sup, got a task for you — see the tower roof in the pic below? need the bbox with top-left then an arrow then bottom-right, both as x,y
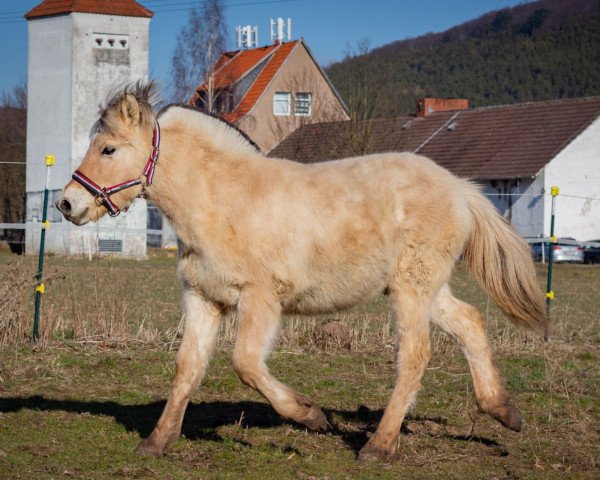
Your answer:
25,0 -> 153,19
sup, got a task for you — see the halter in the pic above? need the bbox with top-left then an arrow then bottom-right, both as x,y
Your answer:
72,122 -> 160,217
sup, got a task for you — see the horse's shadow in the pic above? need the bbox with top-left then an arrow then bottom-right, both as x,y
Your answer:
0,396 -> 501,454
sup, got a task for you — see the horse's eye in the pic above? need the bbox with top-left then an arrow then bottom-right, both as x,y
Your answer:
102,146 -> 116,156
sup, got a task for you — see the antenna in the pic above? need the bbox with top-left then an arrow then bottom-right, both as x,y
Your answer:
270,17 -> 292,43
236,25 -> 258,49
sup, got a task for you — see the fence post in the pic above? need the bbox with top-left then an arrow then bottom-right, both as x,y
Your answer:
32,154 -> 55,343
544,185 -> 559,342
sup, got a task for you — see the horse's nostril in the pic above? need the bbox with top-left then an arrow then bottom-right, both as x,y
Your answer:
58,198 -> 72,215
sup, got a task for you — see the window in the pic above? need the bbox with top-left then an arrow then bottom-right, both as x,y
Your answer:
273,92 -> 291,116
294,92 -> 312,116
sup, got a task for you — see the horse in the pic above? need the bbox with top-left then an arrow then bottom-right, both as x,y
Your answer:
56,81 -> 547,461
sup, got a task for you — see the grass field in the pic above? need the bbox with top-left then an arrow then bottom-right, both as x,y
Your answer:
0,248 -> 599,479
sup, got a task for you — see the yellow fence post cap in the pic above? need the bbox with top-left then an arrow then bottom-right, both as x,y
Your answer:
35,283 -> 45,294
45,154 -> 55,166
42,220 -> 50,230
550,186 -> 559,196
550,235 -> 557,243
546,291 -> 554,300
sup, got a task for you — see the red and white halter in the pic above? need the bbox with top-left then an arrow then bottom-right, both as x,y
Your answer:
72,123 -> 160,217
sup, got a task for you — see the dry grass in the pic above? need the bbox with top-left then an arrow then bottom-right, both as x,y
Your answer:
1,247 -> 598,357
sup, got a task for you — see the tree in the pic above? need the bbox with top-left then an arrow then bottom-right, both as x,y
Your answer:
0,81 -> 27,253
170,0 -> 227,105
334,39 -> 389,155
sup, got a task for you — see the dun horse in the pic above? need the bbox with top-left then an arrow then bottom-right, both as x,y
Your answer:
56,82 -> 547,461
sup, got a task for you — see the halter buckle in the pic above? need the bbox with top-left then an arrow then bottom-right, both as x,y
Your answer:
94,189 -> 108,207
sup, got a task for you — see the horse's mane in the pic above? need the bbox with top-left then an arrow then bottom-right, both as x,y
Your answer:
91,80 -> 159,137
91,81 -> 260,156
157,103 -> 260,156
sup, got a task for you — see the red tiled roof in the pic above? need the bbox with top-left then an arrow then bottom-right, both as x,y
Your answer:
25,0 -> 153,19
191,41 -> 300,124
211,44 -> 280,90
269,97 -> 600,179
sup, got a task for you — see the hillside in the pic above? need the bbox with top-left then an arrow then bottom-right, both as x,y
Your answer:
326,0 -> 600,116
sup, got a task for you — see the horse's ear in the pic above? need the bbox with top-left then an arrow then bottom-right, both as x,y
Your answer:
120,94 -> 141,125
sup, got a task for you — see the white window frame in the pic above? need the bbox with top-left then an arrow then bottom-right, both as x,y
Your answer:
273,91 -> 291,116
294,92 -> 312,116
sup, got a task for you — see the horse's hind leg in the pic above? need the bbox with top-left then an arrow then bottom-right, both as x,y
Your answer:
136,290 -> 221,457
232,287 -> 327,432
431,284 -> 522,431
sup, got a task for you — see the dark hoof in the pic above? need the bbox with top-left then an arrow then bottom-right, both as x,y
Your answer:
135,438 -> 165,458
302,406 -> 328,433
292,393 -> 328,432
487,403 -> 523,432
358,439 -> 393,462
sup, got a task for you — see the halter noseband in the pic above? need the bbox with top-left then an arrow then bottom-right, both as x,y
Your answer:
72,122 -> 160,217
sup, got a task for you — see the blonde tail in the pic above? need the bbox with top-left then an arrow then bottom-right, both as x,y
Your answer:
462,182 -> 548,332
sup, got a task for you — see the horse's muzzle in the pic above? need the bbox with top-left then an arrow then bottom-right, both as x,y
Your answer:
55,191 -> 90,225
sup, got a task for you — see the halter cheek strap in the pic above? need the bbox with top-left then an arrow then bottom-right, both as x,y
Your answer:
72,122 -> 160,217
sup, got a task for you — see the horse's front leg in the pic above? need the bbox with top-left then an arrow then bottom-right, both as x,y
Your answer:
136,290 -> 222,457
232,287 -> 328,432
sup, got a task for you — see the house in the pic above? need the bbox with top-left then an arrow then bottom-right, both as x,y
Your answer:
189,39 -> 350,152
24,0 -> 153,258
269,97 -> 600,241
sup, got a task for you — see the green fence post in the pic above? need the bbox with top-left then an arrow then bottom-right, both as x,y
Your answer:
544,185 -> 559,342
33,154 -> 55,343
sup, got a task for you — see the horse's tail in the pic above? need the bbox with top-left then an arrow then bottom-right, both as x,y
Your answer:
462,182 -> 548,332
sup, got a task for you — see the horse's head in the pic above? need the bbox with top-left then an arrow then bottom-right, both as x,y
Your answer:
56,81 -> 158,225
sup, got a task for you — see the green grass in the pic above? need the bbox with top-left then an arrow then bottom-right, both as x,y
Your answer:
1,249 -> 600,478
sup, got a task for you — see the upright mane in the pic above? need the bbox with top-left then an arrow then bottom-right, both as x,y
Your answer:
158,104 -> 260,157
92,80 -> 159,137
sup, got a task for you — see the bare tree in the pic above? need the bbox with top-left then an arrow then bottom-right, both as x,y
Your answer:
335,39 -> 386,155
0,81 -> 27,252
170,0 -> 227,106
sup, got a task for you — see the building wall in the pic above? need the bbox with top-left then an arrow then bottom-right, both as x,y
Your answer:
544,117 -> 600,241
481,175 -> 545,239
26,12 -> 150,258
238,43 -> 349,153
26,15 -> 73,204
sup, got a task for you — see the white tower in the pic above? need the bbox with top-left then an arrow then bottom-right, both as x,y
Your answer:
24,0 -> 153,258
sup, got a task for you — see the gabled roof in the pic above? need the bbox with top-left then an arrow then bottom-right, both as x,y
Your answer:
190,39 -> 348,124
269,97 -> 600,179
25,0 -> 153,19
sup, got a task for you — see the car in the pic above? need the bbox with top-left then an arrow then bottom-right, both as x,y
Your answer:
583,240 -> 600,264
531,240 -> 584,263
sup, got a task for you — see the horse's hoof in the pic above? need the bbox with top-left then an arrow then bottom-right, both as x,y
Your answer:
302,406 -> 328,433
135,438 -> 164,457
487,402 -> 523,432
292,393 -> 328,432
358,440 -> 393,462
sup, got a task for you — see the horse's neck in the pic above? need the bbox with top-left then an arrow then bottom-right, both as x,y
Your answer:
146,133 -> 249,246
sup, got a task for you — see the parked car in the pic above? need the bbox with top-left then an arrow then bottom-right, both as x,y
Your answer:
583,240 -> 600,264
531,240 -> 584,263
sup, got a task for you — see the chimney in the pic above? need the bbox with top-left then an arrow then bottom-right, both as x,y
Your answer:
416,98 -> 469,117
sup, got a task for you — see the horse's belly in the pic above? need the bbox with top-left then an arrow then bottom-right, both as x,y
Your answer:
282,261 -> 391,315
